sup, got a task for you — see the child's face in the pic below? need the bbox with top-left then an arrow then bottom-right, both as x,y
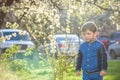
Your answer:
83,30 -> 97,43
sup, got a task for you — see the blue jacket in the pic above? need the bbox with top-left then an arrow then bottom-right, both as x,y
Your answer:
76,40 -> 107,73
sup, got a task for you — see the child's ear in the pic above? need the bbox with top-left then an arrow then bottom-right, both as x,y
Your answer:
94,32 -> 98,37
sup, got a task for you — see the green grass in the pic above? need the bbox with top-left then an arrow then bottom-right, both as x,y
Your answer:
29,60 -> 120,80
66,61 -> 120,80
1,59 -> 120,80
66,60 -> 120,80
104,60 -> 120,80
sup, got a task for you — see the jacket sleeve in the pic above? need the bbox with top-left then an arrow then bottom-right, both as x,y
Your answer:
76,49 -> 83,72
100,45 -> 108,71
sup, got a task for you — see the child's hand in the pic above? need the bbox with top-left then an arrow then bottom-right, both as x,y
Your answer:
100,70 -> 106,76
76,71 -> 81,76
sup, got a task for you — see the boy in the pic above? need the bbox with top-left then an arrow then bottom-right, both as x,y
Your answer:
76,22 -> 107,80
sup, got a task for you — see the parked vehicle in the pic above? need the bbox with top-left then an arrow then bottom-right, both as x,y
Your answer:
108,40 -> 120,59
97,35 -> 109,50
0,29 -> 35,54
38,34 -> 84,57
109,31 -> 120,46
54,34 -> 84,56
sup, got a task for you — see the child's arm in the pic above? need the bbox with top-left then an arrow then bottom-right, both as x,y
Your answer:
100,45 -> 108,76
76,50 -> 83,76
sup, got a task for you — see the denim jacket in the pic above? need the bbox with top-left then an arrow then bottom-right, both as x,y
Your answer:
76,40 -> 108,73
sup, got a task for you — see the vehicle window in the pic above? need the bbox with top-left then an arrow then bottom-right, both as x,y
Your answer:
3,32 -> 30,41
110,32 -> 120,40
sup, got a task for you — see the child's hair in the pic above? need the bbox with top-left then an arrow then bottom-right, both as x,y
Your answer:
81,21 -> 98,33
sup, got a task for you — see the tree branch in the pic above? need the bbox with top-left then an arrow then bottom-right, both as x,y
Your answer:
18,0 -> 36,23
86,1 -> 120,12
50,0 -> 66,11
94,3 -> 120,12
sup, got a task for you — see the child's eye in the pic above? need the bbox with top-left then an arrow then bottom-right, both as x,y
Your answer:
87,33 -> 91,35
